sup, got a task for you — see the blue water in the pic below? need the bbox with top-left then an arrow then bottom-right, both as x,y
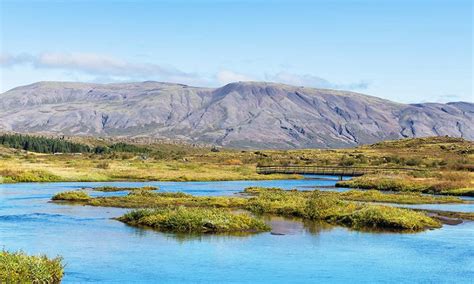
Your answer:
1,178 -> 473,283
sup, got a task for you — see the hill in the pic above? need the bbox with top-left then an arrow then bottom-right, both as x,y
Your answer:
0,81 -> 472,148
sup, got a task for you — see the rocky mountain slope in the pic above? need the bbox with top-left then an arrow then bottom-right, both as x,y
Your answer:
0,81 -> 472,148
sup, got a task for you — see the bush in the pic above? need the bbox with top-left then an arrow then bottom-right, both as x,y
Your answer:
0,250 -> 64,283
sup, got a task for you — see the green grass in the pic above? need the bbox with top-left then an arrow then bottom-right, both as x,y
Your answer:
90,186 -> 159,192
85,190 -> 248,208
245,188 -> 442,231
0,250 -> 63,283
336,172 -> 473,196
52,186 -> 445,232
52,190 -> 90,201
244,187 -> 464,204
338,190 -> 463,204
0,169 -> 60,183
439,188 -> 474,197
117,207 -> 270,233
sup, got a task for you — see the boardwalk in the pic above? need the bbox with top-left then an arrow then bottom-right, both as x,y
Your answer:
256,165 -> 420,178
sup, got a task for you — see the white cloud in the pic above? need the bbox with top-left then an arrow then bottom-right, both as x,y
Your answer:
0,51 -> 197,82
265,72 -> 369,90
1,52 -> 370,92
216,70 -> 254,85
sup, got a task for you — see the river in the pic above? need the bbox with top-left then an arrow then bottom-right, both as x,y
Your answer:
1,177 -> 473,283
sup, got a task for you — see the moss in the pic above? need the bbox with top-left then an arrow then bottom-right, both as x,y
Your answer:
117,207 -> 270,233
52,190 -> 90,201
0,250 -> 63,283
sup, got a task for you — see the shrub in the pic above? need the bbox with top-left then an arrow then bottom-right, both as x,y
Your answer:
0,250 -> 64,283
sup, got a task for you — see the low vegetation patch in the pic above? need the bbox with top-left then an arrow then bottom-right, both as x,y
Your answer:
85,190 -> 247,208
90,186 -> 159,192
245,188 -> 442,231
117,207 -> 270,233
0,250 -> 64,283
52,190 -> 90,201
52,187 -> 450,232
338,190 -> 463,204
0,169 -> 60,183
336,172 -> 473,196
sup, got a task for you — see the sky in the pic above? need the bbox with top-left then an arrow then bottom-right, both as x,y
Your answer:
0,0 -> 472,103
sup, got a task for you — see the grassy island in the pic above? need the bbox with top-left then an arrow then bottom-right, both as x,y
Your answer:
245,188 -> 441,231
0,250 -> 64,283
52,190 -> 90,202
336,172 -> 474,196
89,186 -> 159,192
117,207 -> 270,233
52,187 -> 452,232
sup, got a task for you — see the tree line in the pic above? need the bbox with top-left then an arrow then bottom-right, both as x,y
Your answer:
0,134 -> 149,154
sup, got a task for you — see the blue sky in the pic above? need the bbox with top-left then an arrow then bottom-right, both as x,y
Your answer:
0,0 -> 472,103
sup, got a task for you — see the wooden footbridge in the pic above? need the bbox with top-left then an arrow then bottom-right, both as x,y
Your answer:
256,165 -> 420,179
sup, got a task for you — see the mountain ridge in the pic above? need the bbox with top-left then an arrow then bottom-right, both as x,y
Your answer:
0,81 -> 472,149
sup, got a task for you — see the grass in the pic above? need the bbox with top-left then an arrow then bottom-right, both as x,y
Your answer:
0,250 -> 64,283
247,189 -> 441,231
244,187 -> 465,204
117,206 -> 270,233
1,136 -> 472,184
84,190 -> 248,209
0,169 -> 60,183
52,190 -> 90,201
90,186 -> 159,192
338,190 -> 464,204
336,172 -> 474,196
54,187 -> 446,232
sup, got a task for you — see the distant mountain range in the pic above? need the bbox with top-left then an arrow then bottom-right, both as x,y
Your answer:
0,81 -> 472,149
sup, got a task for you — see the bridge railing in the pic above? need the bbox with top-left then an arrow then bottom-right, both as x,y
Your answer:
256,165 -> 421,176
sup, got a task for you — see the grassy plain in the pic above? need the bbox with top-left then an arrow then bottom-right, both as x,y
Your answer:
0,136 -> 472,186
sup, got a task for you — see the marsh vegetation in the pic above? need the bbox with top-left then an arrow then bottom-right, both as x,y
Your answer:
88,186 -> 159,192
0,250 -> 63,283
117,207 -> 270,233
52,186 -> 459,232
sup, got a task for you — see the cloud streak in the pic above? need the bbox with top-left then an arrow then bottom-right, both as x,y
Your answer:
1,52 -> 197,82
265,72 -> 369,90
1,52 -> 370,91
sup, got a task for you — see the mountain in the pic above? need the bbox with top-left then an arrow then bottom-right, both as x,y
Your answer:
0,81 -> 472,149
